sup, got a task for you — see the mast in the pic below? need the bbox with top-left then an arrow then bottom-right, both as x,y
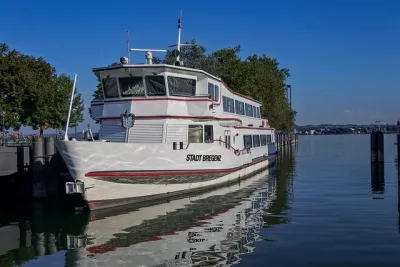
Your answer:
176,13 -> 182,63
127,30 -> 131,63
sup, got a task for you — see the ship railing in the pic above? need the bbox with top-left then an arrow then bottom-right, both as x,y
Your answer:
206,139 -> 251,156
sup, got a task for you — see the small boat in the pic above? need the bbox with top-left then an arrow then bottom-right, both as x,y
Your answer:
55,18 -> 278,211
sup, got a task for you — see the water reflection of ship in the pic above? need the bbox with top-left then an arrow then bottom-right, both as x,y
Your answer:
64,169 -> 277,266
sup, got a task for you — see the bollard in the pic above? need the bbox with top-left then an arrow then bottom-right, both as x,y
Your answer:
32,136 -> 46,198
46,233 -> 57,255
370,131 -> 384,163
45,137 -> 57,197
397,134 -> 400,163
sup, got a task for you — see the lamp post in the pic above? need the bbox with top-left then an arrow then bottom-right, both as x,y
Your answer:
0,110 -> 5,146
375,120 -> 381,131
286,85 -> 292,108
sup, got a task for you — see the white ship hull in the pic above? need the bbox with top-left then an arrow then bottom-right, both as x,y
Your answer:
56,139 -> 276,210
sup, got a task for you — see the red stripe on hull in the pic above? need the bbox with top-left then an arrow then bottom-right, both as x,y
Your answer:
100,115 -> 242,122
85,156 -> 275,178
85,167 -> 239,177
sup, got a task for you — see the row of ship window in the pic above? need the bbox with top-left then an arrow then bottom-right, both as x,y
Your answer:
243,134 -> 272,148
186,125 -> 273,149
222,96 -> 261,118
102,77 -> 261,120
102,76 -> 197,98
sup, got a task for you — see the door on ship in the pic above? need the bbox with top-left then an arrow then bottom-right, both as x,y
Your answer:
224,130 -> 231,149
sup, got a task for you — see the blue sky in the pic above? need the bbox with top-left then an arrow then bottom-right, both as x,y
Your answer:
1,0 -> 399,133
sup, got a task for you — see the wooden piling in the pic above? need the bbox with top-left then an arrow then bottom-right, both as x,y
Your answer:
45,137 -> 57,197
370,131 -> 384,163
32,136 -> 46,198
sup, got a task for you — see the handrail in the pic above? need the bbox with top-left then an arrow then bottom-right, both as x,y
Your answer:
206,139 -> 250,156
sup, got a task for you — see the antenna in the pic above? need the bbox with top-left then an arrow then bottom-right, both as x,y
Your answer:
127,30 -> 130,63
126,15 -> 186,65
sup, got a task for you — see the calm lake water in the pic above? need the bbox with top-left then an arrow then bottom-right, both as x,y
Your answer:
1,134 -> 400,266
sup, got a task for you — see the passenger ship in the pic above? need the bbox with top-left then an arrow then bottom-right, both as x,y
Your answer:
55,19 -> 278,210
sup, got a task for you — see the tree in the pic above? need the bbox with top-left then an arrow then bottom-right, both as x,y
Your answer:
88,79 -> 103,124
51,74 -> 85,131
0,43 -> 85,135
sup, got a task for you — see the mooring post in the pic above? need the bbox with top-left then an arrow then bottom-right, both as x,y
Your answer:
32,136 -> 46,198
371,130 -> 384,163
45,137 -> 57,197
397,133 -> 400,163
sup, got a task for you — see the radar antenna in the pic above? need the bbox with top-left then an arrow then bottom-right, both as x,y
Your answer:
126,14 -> 189,65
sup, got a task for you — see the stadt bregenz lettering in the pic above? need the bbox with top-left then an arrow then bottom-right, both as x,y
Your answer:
186,154 -> 222,162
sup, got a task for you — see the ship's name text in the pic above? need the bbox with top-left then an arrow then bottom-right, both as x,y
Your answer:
186,154 -> 222,162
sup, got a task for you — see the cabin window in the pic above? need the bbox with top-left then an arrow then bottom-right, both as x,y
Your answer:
145,75 -> 166,96
245,103 -> 253,117
118,77 -> 145,97
208,83 -> 219,102
243,135 -> 252,148
223,96 -> 235,113
256,107 -> 261,118
260,135 -> 267,146
102,77 -> 119,98
204,125 -> 214,143
168,76 -> 196,97
223,96 -> 227,112
188,125 -> 203,143
252,106 -> 257,118
253,135 -> 260,147
267,134 -> 272,144
235,100 -> 245,115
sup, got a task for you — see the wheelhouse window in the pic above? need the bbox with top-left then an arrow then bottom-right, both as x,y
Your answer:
243,135 -> 252,148
188,125 -> 203,143
260,135 -> 267,146
222,96 -> 235,113
102,77 -> 119,98
208,83 -> 219,102
145,75 -> 166,96
252,106 -> 257,118
253,135 -> 260,147
256,107 -> 261,118
168,76 -> 196,97
118,76 -> 145,97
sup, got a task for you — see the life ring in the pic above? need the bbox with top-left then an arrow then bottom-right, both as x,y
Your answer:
234,149 -> 240,156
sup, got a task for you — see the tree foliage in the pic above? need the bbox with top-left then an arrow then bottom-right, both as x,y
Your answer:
88,78 -> 103,124
0,43 -> 84,135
